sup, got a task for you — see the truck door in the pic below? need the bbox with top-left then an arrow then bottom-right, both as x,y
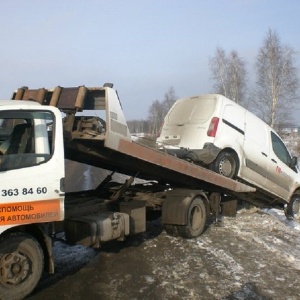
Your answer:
0,105 -> 65,232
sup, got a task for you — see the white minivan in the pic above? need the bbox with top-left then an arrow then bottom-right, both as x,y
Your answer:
157,94 -> 300,217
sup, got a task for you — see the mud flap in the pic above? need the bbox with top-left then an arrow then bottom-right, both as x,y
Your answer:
209,192 -> 222,224
221,198 -> 237,217
209,193 -> 238,223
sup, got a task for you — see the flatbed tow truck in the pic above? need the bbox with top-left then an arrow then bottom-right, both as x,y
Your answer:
0,84 -> 285,299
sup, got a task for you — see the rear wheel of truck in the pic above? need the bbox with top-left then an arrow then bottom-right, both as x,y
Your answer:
285,192 -> 300,220
210,151 -> 238,179
164,224 -> 179,237
177,197 -> 207,238
0,232 -> 44,300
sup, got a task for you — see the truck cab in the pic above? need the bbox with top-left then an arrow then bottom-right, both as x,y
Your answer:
0,100 -> 65,228
0,100 -> 65,300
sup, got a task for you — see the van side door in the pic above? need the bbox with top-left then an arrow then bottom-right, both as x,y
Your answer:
267,131 -> 298,200
241,111 -> 270,188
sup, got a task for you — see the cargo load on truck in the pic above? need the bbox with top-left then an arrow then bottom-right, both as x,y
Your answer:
0,84 -> 298,299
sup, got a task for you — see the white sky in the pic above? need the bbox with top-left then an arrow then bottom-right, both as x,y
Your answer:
1,0 -> 300,121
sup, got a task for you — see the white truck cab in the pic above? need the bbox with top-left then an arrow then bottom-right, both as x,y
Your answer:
0,101 -> 65,231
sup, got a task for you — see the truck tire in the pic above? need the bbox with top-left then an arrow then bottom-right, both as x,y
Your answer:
164,224 -> 179,237
177,197 -> 207,238
285,192 -> 300,220
210,151 -> 238,179
0,232 -> 44,300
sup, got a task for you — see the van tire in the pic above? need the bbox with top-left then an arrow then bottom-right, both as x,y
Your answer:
285,192 -> 300,220
176,197 -> 207,239
210,151 -> 238,179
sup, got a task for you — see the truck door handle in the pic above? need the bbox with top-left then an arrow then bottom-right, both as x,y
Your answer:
261,152 -> 267,157
271,159 -> 277,163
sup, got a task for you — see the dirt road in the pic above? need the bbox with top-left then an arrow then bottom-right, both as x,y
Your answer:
28,208 -> 300,300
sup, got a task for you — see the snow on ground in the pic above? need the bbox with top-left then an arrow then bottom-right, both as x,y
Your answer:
30,207 -> 300,300
263,208 -> 300,231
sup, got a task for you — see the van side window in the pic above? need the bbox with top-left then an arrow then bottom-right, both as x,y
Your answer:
271,132 -> 291,166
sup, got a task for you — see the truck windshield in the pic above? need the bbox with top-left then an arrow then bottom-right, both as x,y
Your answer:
0,110 -> 54,171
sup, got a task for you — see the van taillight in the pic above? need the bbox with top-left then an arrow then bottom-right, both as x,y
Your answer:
207,117 -> 219,137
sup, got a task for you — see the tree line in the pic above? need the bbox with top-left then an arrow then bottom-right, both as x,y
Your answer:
127,86 -> 177,135
128,29 -> 299,134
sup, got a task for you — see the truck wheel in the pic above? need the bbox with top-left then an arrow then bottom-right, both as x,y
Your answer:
164,224 -> 179,237
285,192 -> 300,220
0,232 -> 44,300
211,151 -> 238,178
177,197 -> 207,238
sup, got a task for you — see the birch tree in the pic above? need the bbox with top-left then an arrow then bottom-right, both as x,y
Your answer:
254,29 -> 299,127
148,99 -> 165,135
148,87 -> 177,135
209,47 -> 247,105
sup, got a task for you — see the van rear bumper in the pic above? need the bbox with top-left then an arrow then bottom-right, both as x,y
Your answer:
160,143 -> 221,165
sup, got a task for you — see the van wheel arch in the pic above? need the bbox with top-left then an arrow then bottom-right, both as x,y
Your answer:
210,149 -> 239,179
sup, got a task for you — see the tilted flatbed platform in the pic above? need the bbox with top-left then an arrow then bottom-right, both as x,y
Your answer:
65,134 -> 255,194
13,84 -> 289,209
12,85 -> 255,197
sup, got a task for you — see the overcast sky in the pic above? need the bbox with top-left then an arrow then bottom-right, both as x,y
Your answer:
1,0 -> 300,121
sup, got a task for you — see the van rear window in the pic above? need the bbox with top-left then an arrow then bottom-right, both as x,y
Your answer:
167,96 -> 216,125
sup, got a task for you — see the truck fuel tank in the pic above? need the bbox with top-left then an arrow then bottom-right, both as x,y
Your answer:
64,212 -> 130,248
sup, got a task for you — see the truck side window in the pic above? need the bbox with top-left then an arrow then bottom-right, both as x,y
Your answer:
271,132 -> 291,166
5,123 -> 33,154
0,111 -> 53,172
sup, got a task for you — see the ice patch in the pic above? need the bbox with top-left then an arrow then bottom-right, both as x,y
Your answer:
263,208 -> 300,231
144,275 -> 155,283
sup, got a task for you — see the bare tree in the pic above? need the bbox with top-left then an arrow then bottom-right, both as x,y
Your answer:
209,47 -> 247,105
127,119 -> 150,134
148,99 -> 165,135
128,87 -> 177,135
227,51 -> 247,104
162,86 -> 176,115
254,29 -> 299,128
147,87 -> 177,135
210,48 -> 228,96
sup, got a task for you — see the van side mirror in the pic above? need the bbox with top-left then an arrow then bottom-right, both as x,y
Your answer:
290,156 -> 298,168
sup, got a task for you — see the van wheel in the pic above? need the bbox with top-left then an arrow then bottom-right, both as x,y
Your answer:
211,151 -> 238,179
285,192 -> 300,220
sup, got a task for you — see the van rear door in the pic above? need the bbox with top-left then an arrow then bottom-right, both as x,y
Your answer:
158,95 -> 217,150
